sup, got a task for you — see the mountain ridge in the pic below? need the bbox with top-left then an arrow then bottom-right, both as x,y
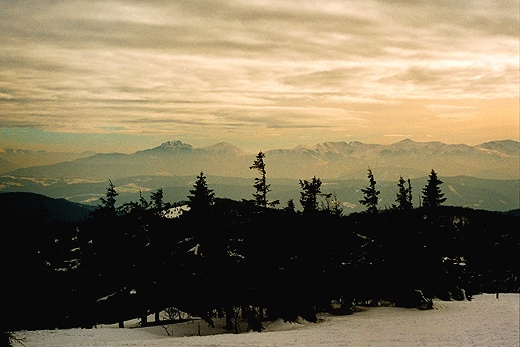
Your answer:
2,139 -> 518,180
2,138 -> 517,158
0,147 -> 95,173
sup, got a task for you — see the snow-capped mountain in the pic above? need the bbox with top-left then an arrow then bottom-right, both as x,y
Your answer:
2,139 -> 518,181
135,140 -> 194,155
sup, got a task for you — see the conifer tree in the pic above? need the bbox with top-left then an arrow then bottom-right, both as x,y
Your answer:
93,179 -> 118,218
321,191 -> 343,216
421,169 -> 447,207
120,190 -> 151,216
187,171 -> 215,214
100,179 -> 118,210
138,190 -> 150,210
299,176 -> 331,215
150,188 -> 165,211
284,199 -> 296,213
359,167 -> 380,213
406,178 -> 413,208
394,176 -> 413,210
249,151 -> 279,208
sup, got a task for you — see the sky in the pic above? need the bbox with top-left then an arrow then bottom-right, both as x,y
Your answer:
1,0 -> 518,154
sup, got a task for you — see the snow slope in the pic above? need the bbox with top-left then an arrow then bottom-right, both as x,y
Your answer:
15,294 -> 519,347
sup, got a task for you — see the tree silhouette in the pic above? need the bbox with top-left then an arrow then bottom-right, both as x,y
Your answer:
321,191 -> 343,216
299,176 -> 331,215
119,190 -> 151,216
93,179 -> 119,219
150,188 -> 165,212
250,151 -> 279,208
284,199 -> 296,213
100,179 -> 117,210
187,171 -> 215,214
421,169 -> 447,207
359,167 -> 380,213
4,175 -> 519,331
394,176 -> 413,210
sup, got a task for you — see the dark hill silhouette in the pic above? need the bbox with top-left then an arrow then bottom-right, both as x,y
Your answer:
0,192 -> 95,223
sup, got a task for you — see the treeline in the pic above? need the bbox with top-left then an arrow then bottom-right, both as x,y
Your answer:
1,152 -> 519,333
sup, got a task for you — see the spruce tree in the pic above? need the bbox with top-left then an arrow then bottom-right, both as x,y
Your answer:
394,176 -> 413,210
406,178 -> 413,208
359,167 -> 380,213
150,188 -> 165,211
421,169 -> 446,207
139,190 -> 149,208
249,151 -> 279,208
284,199 -> 296,213
321,191 -> 343,216
93,179 -> 118,218
299,176 -> 331,215
100,179 -> 118,210
187,171 -> 215,214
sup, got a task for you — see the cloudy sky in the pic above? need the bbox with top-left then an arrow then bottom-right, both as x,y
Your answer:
1,0 -> 518,153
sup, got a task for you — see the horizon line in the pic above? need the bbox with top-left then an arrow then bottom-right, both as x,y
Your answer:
1,137 -> 518,155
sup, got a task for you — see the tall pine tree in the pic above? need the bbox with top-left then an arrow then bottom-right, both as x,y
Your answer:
187,171 -> 215,214
93,179 -> 119,219
250,151 -> 279,208
359,167 -> 380,214
393,176 -> 413,210
150,188 -> 165,212
421,169 -> 447,207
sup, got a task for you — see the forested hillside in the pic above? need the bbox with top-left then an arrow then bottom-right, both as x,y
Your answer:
2,184 -> 518,332
0,192 -> 95,223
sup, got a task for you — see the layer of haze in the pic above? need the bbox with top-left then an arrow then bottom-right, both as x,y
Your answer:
1,0 -> 518,154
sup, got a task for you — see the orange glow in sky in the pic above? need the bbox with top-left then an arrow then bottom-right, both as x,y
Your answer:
0,1 -> 518,154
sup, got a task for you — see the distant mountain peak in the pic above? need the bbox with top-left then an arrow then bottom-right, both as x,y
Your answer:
6,138 -> 518,181
158,140 -> 192,150
135,140 -> 193,155
477,140 -> 520,157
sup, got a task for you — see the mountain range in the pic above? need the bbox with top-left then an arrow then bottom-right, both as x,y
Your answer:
2,139 -> 519,180
0,139 -> 518,213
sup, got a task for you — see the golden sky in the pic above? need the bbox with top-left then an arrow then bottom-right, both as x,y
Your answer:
0,0 -> 518,154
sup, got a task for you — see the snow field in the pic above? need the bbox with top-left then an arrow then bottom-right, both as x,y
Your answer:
16,293 -> 519,347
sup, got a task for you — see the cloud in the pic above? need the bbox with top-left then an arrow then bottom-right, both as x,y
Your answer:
0,0 -> 517,147
425,104 -> 478,120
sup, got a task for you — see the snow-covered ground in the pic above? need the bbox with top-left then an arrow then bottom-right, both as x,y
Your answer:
15,293 -> 519,347
160,205 -> 190,218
